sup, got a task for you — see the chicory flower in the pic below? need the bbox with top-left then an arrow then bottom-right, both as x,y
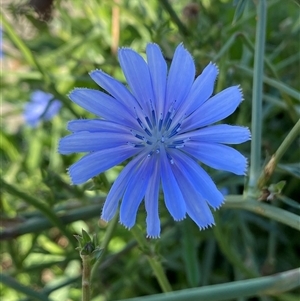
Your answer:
59,43 -> 250,237
24,90 -> 62,127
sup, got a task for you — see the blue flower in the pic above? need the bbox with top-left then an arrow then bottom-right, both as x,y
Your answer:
59,43 -> 250,238
24,90 -> 62,127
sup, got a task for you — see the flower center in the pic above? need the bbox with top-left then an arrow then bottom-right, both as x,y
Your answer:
128,101 -> 189,162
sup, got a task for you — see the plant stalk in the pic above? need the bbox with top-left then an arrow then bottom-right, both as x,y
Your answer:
81,254 -> 92,301
258,119 -> 300,188
248,0 -> 267,196
131,226 -> 172,293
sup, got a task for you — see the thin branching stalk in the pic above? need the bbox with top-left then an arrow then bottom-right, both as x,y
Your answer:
248,0 -> 267,195
131,227 -> 172,293
91,213 -> 119,281
81,255 -> 92,301
258,119 -> 300,188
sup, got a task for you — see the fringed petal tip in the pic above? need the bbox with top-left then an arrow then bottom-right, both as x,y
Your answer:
68,87 -> 88,97
66,120 -> 83,132
118,47 -> 137,56
237,85 -> 244,101
173,215 -> 186,222
66,166 -> 87,186
89,68 -> 102,76
146,234 -> 160,239
199,222 -> 215,230
241,126 -> 252,141
209,61 -> 220,76
119,221 -> 133,230
147,42 -> 160,48
66,167 -> 75,185
57,138 -> 64,154
212,200 -> 225,211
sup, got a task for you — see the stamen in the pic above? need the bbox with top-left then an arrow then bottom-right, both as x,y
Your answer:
168,123 -> 182,138
134,144 -> 145,148
137,117 -> 145,129
167,143 -> 185,149
130,130 -> 144,141
141,106 -> 153,130
171,139 -> 185,144
166,152 -> 174,164
145,116 -> 153,130
165,118 -> 172,131
163,101 -> 176,130
147,150 -> 154,157
168,115 -> 186,138
133,107 -> 152,137
175,144 -> 185,149
151,109 -> 156,127
158,113 -> 163,131
163,111 -> 171,127
127,142 -> 144,148
144,128 -> 152,137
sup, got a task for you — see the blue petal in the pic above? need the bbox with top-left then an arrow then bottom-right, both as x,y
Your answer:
43,100 -> 62,120
102,154 -> 144,221
24,91 -> 61,127
120,156 -> 154,229
68,144 -> 140,184
160,148 -> 186,221
24,102 -> 45,127
169,150 -> 224,209
31,90 -> 52,103
144,156 -> 161,238
89,70 -> 138,116
69,88 -> 135,128
59,132 -> 137,154
184,142 -> 248,175
183,86 -> 243,131
180,62 -> 219,116
179,124 -> 251,144
67,119 -> 130,133
146,43 -> 167,117
118,48 -> 155,116
165,44 -> 195,113
172,164 -> 215,229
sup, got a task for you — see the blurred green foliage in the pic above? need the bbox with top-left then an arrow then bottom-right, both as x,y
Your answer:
1,0 -> 299,300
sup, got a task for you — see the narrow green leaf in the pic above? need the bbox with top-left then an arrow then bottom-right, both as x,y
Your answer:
117,268 -> 300,301
181,219 -> 200,287
232,0 -> 248,24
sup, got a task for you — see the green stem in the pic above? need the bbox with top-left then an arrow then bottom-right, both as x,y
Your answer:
131,226 -> 172,293
213,32 -> 298,122
117,268 -> 300,301
81,255 -> 92,301
248,0 -> 267,195
160,0 -> 189,36
258,119 -> 300,188
90,213 -> 119,280
224,195 -> 300,231
236,65 -> 300,102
